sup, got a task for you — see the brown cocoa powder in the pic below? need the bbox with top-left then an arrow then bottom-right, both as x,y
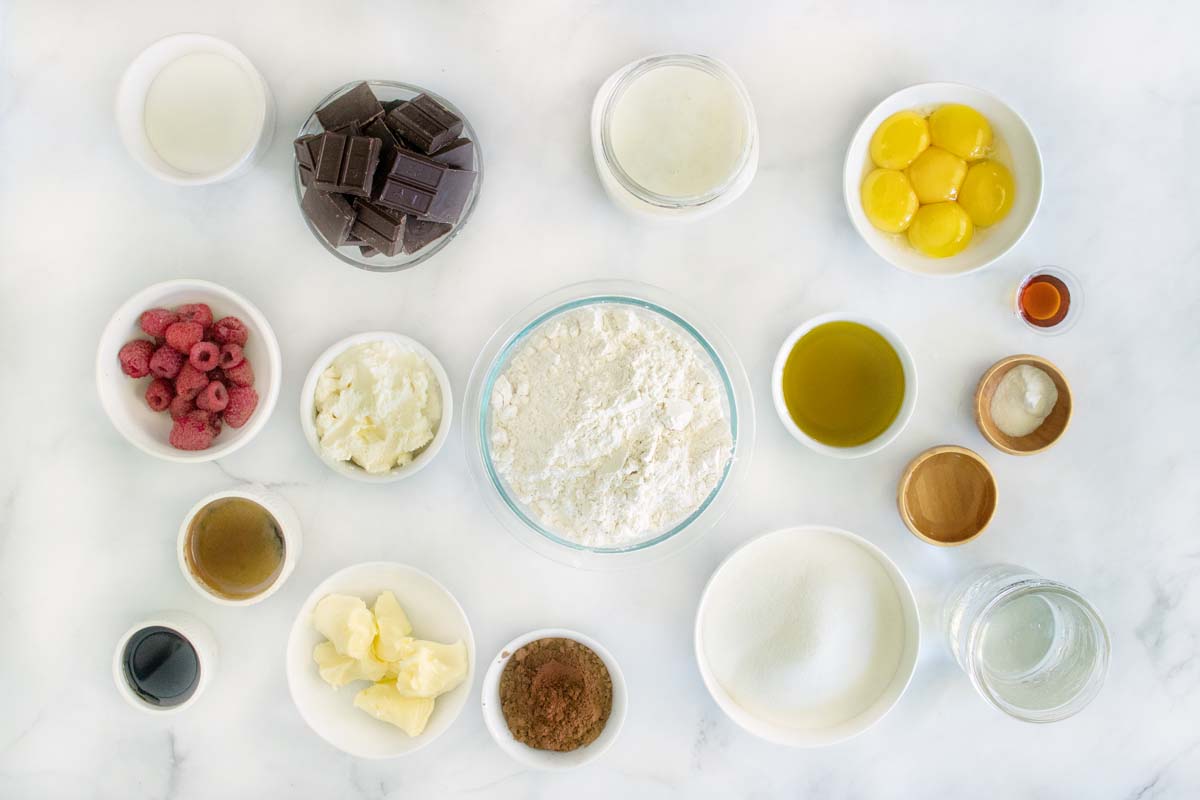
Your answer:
498,637 -> 613,752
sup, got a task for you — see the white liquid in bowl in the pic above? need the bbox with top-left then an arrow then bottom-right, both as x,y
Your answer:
143,52 -> 261,175
609,64 -> 748,199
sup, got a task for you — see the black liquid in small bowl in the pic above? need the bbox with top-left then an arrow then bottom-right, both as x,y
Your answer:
122,626 -> 200,708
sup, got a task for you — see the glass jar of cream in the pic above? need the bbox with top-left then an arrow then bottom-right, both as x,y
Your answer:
591,54 -> 758,220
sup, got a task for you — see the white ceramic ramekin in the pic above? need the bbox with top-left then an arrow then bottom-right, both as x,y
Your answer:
115,33 -> 274,185
771,312 -> 917,459
481,628 -> 627,770
177,485 -> 302,606
300,332 -> 453,483
112,610 -> 219,715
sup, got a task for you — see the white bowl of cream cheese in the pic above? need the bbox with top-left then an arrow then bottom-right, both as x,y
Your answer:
300,332 -> 452,483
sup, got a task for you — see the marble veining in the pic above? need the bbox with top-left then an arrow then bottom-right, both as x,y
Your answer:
1,0 -> 1199,798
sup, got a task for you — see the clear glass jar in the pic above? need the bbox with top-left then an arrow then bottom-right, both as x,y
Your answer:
590,54 -> 758,221
943,564 -> 1110,723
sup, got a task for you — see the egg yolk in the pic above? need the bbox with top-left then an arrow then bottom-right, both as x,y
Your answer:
929,104 -> 992,161
958,160 -> 1015,227
861,169 -> 919,233
906,147 -> 967,204
869,111 -> 931,170
907,202 -> 974,258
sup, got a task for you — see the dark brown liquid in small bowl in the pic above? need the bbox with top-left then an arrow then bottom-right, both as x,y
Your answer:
185,497 -> 284,600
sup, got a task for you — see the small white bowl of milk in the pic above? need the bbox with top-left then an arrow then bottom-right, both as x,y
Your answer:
116,34 -> 274,185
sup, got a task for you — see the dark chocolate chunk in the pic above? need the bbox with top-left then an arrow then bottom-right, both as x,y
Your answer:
403,216 -> 452,254
359,245 -> 380,258
375,150 -> 476,224
349,199 -> 406,257
385,94 -> 463,154
301,188 -> 356,246
312,132 -> 381,197
362,118 -> 404,189
299,165 -> 314,188
316,82 -> 384,131
429,137 -> 475,170
294,134 -> 321,169
381,99 -> 404,115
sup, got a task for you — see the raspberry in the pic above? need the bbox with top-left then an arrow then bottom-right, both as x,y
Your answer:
175,362 -> 209,400
217,343 -> 244,369
196,380 -> 229,412
148,345 -> 185,380
212,316 -> 248,346
224,385 -> 258,428
169,394 -> 195,420
189,341 -> 220,371
169,414 -> 215,451
177,303 -> 214,330
225,359 -> 254,387
165,321 -> 204,353
139,308 -> 180,338
118,339 -> 155,378
145,378 -> 174,412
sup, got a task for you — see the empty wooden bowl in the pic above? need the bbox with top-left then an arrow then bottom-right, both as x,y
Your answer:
897,446 -> 997,546
975,355 -> 1072,455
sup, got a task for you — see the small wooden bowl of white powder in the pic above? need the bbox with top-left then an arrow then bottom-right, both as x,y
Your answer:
974,355 -> 1072,455
694,526 -> 919,747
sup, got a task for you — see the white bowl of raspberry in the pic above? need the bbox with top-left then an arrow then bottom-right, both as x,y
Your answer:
97,279 -> 281,462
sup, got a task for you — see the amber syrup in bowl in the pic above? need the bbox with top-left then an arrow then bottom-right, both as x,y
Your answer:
1015,266 -> 1082,335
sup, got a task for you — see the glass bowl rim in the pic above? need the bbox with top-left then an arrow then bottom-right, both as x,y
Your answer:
598,54 -> 758,209
463,279 -> 755,568
291,79 -> 483,274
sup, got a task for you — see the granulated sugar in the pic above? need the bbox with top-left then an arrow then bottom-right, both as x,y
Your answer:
701,529 -> 906,730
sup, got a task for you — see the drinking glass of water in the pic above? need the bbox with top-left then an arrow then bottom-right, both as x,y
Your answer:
943,564 -> 1110,723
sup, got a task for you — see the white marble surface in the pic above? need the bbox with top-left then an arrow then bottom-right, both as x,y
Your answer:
1,1 -> 1198,797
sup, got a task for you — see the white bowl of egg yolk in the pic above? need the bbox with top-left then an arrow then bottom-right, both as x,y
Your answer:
843,82 -> 1043,277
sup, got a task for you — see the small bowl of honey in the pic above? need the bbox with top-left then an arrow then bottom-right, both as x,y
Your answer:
1015,266 -> 1082,335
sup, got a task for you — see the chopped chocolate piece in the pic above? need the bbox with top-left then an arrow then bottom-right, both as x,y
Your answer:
429,137 -> 475,170
381,99 -> 403,115
375,150 -> 476,224
294,134 -> 321,169
313,132 -> 381,197
359,245 -> 380,258
301,188 -> 356,246
403,216 -> 452,254
349,199 -> 406,257
315,81 -> 384,131
385,94 -> 463,154
362,118 -> 404,188
299,164 -> 314,188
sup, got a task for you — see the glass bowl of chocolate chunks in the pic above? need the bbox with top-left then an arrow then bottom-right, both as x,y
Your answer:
293,80 -> 482,272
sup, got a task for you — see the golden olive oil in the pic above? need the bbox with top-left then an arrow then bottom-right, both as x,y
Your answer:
781,321 -> 905,447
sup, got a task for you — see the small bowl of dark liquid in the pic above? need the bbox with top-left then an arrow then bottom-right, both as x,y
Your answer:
1014,266 -> 1082,335
177,487 -> 302,606
112,611 -> 217,713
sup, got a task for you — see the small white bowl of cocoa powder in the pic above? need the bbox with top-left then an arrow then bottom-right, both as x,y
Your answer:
480,628 -> 627,769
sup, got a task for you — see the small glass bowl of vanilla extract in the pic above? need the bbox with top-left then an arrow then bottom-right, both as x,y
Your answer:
1014,266 -> 1082,335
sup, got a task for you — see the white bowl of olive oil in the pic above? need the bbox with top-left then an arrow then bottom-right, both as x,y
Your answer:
772,312 -> 917,459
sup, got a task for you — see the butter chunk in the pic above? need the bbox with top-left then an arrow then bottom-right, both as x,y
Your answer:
313,594 -> 377,659
353,682 -> 436,736
388,640 -> 468,698
313,641 -> 389,687
373,591 -> 414,661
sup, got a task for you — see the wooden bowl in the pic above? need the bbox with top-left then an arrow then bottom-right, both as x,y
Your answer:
974,355 -> 1072,455
897,446 -> 997,546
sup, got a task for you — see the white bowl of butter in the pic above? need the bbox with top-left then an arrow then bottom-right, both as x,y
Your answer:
285,561 -> 476,758
300,332 -> 452,483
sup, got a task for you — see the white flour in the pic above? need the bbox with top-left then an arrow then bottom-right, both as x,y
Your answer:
489,304 -> 733,547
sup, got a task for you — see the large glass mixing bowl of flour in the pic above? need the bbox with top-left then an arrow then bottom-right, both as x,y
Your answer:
464,280 -> 755,569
